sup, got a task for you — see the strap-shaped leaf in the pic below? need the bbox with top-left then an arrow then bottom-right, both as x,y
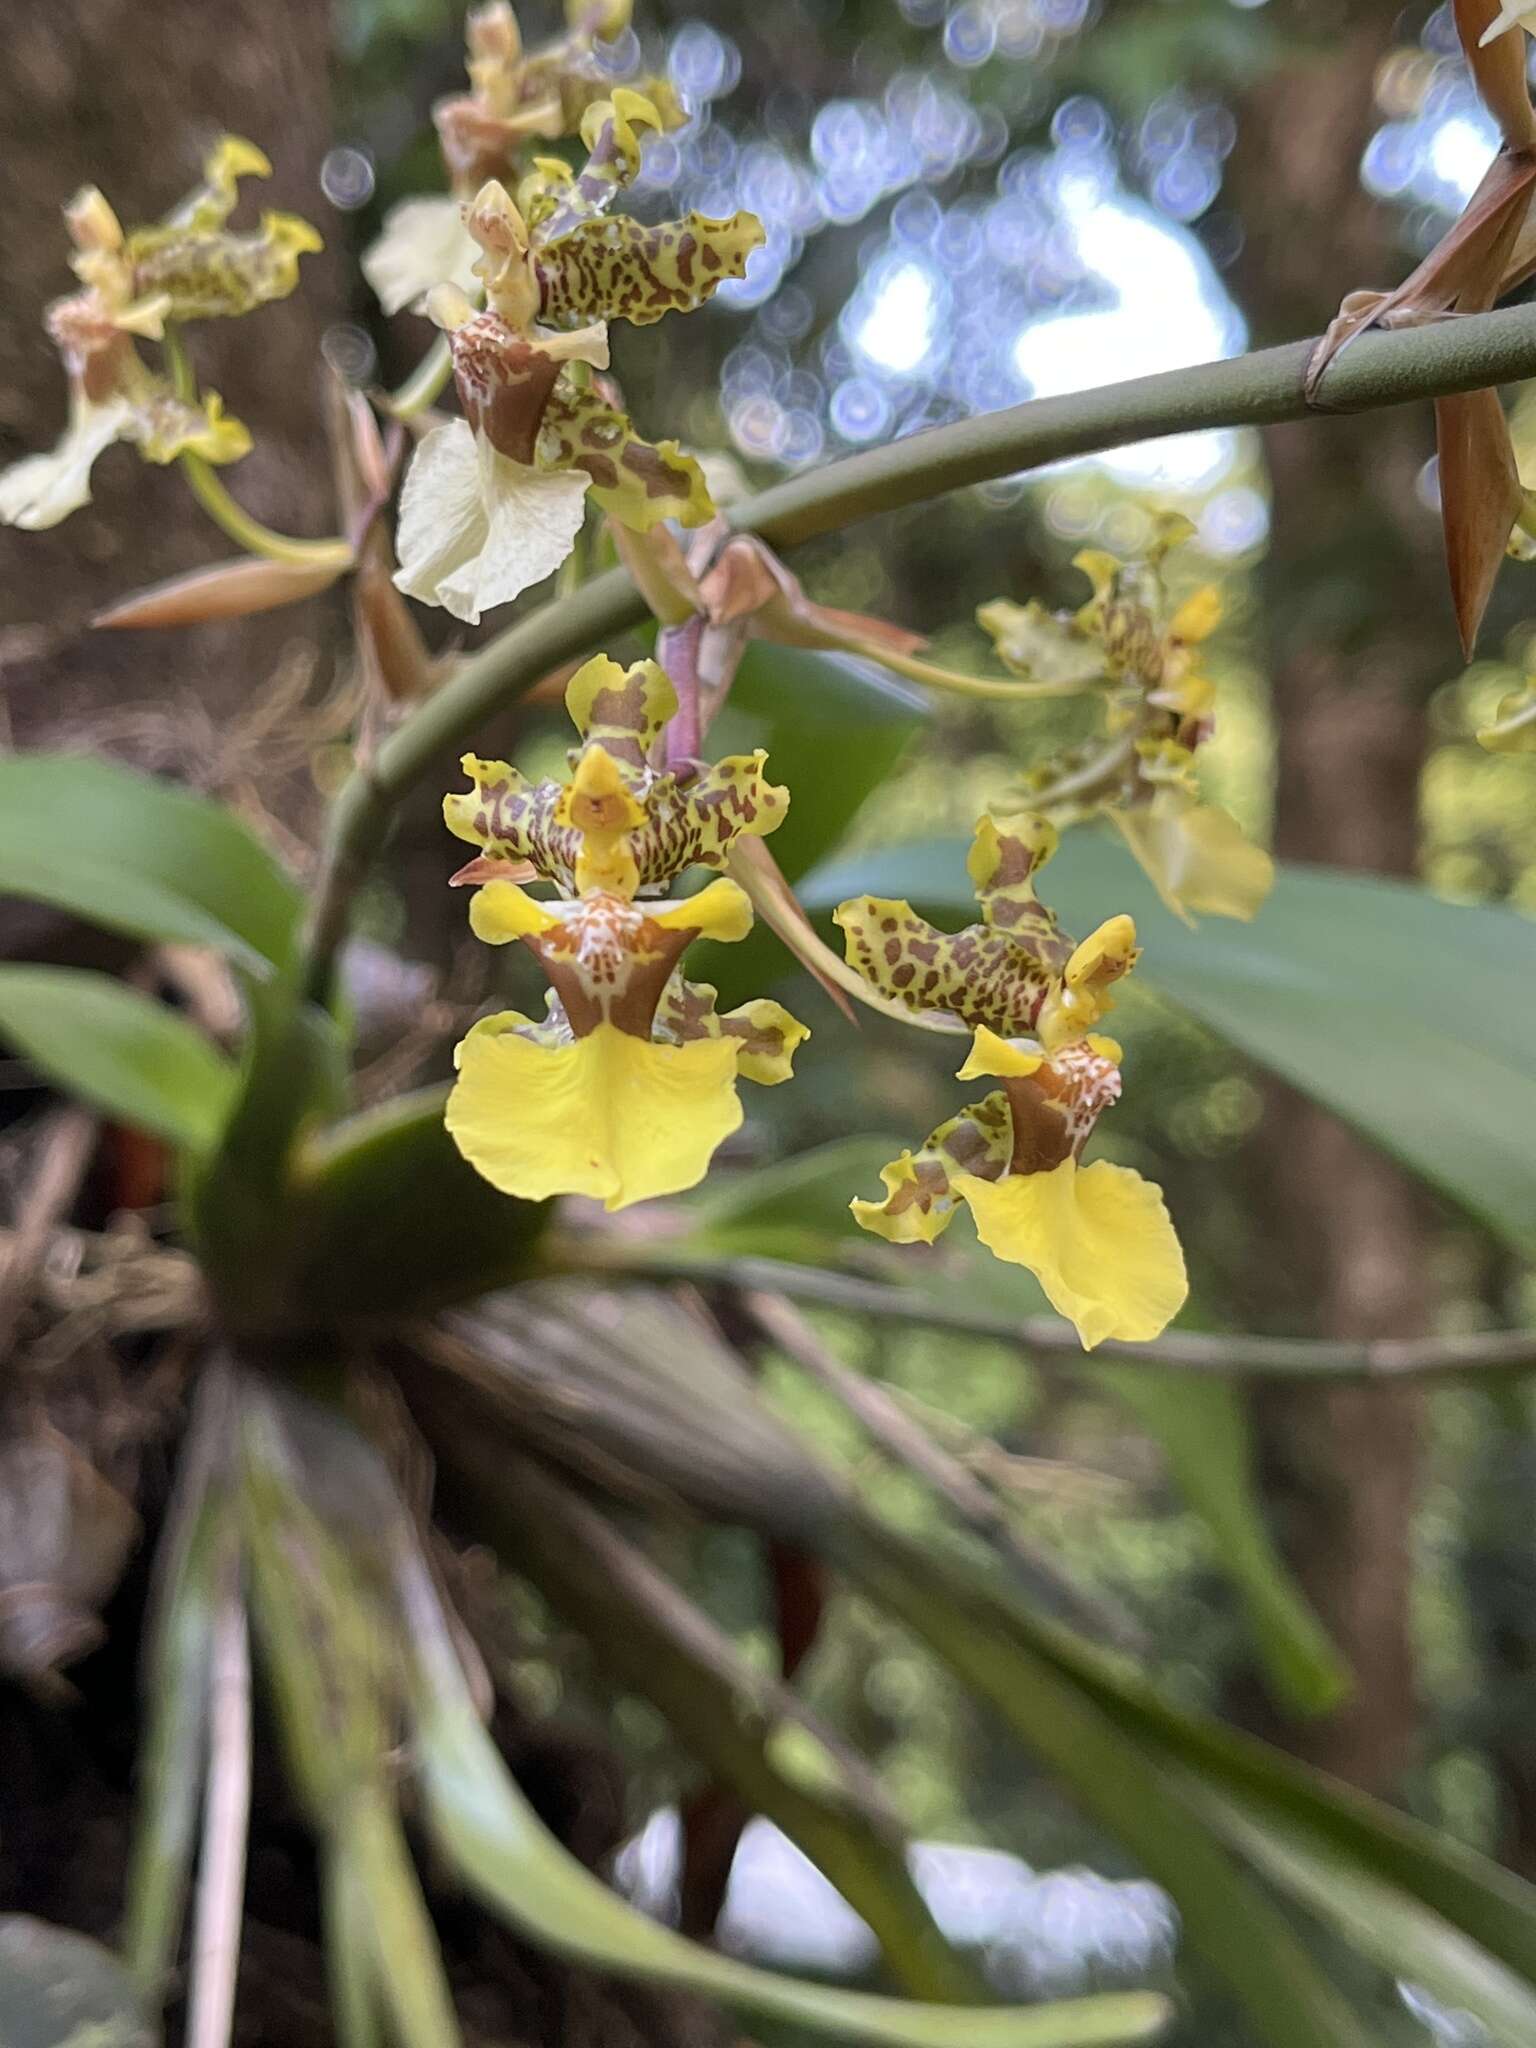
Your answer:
1093,1367 -> 1348,1717
0,966 -> 235,1150
288,1085 -> 550,1320
0,754 -> 302,975
839,1529 -> 1367,2048
847,1514 -> 1536,2046
799,835 -> 1536,1250
425,1418 -> 982,2006
406,1567 -> 1170,2047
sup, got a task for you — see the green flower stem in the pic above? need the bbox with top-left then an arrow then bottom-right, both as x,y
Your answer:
163,328 -> 354,571
557,1239 -> 1536,1383
870,645 -> 1095,700
382,333 -> 453,419
301,298 -> 1536,1001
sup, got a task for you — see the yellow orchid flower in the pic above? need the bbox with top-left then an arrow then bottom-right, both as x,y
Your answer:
364,0 -> 680,316
393,96 -> 762,621
443,654 -> 807,1211
0,137 -> 319,530
836,813 -> 1187,1350
979,517 -> 1273,924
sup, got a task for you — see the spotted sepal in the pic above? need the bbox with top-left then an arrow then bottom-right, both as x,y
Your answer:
634,752 -> 790,881
654,975 -> 808,1085
566,654 -> 676,769
976,598 -> 1105,686
965,814 -> 1075,972
537,211 -> 764,329
833,895 -> 1059,1037
537,377 -> 713,531
443,754 -> 580,889
850,1095 -> 1012,1245
128,213 -> 323,321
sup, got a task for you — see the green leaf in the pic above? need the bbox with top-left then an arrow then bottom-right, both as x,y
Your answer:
408,1589 -> 1170,2048
841,1515 -> 1536,2045
244,1358 -> 1166,2048
288,1085 -> 549,1320
683,1135 -> 898,1262
797,835 -> 1536,1250
184,978 -> 351,1326
462,1272 -> 1536,2047
1199,1793 -> 1536,2047
122,1463 -> 231,1994
429,1417 -> 984,2006
0,1918 -> 157,2048
839,1529 -> 1369,2048
0,966 -> 236,1150
715,645 -> 929,886
0,753 -> 302,975
1093,1368 -> 1349,1717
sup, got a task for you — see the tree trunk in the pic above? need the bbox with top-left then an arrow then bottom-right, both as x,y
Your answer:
1222,3 -> 1444,1795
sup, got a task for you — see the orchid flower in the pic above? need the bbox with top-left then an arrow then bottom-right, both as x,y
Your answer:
362,0 -> 682,317
835,814 -> 1187,1350
443,654 -> 807,1210
979,517 -> 1274,923
0,137 -> 320,530
392,90 -> 762,623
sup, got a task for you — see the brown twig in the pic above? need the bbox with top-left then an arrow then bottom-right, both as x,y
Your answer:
0,1108 -> 98,1362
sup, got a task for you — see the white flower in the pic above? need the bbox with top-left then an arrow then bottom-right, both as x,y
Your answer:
392,416 -> 587,625
1481,1 -> 1536,42
0,398 -> 133,529
362,196 -> 480,317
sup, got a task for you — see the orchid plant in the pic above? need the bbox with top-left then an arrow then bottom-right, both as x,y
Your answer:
6,4 -> 1536,2048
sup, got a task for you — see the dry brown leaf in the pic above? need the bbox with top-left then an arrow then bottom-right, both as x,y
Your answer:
1436,386 -> 1522,654
92,552 -> 350,630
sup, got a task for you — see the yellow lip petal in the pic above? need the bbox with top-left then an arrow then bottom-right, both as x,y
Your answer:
446,1019 -> 742,1210
650,876 -> 753,944
956,1024 -> 1043,1083
953,1158 -> 1187,1349
467,879 -> 562,944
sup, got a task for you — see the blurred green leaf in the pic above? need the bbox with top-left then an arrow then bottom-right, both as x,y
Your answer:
683,1134 -> 898,1261
714,646 -> 929,885
0,1917 -> 157,2048
186,978 -> 351,1326
408,1583 -> 1171,2047
288,1086 -> 549,1319
0,754 -> 302,976
0,966 -> 235,1149
840,1515 -> 1536,2048
452,1271 -> 1536,2046
798,836 -> 1536,1249
1094,1367 -> 1349,1717
431,1422 -> 984,2006
1203,1796 -> 1536,2047
842,1530 -> 1368,2048
122,1443 -> 232,1994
